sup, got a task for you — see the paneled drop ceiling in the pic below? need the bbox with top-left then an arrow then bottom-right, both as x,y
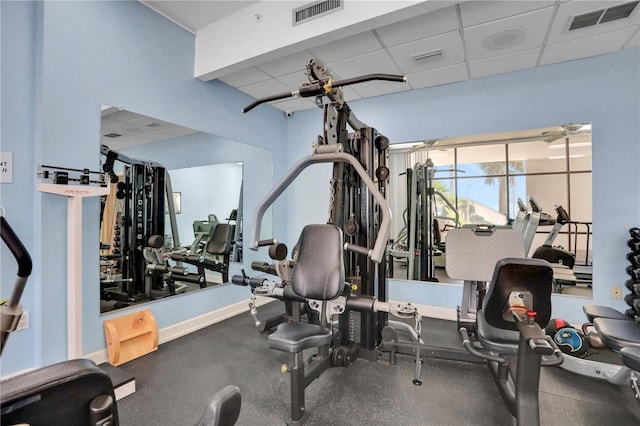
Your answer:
142,1 -> 640,112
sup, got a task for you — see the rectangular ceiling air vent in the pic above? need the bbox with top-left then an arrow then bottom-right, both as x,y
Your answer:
411,50 -> 444,64
103,133 -> 122,138
293,0 -> 343,26
569,1 -> 639,31
144,122 -> 161,128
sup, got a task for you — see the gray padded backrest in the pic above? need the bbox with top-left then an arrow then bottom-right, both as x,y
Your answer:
194,385 -> 241,426
483,257 -> 553,330
206,224 -> 233,256
291,224 -> 344,301
446,227 -> 525,282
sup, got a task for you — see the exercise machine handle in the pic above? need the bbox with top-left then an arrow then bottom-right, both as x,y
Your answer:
1,217 -> 32,279
249,150 -> 392,263
1,216 -> 33,356
459,327 -> 507,365
231,274 -> 266,289
243,91 -> 296,113
242,73 -> 406,113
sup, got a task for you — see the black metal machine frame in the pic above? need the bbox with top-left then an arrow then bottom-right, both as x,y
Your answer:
236,59 -> 563,425
100,146 -> 180,303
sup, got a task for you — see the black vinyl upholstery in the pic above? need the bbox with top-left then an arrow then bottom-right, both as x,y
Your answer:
194,385 -> 242,426
593,318 -> 640,350
1,359 -> 118,425
206,224 -> 233,256
290,224 -> 344,301
268,224 -> 344,354
582,304 -> 629,322
482,258 -> 553,331
621,347 -> 640,371
477,258 -> 553,355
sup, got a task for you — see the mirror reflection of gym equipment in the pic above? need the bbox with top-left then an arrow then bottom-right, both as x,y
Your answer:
387,125 -> 593,297
99,144 -> 243,313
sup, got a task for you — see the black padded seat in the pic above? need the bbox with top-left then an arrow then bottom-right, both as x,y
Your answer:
593,318 -> 640,350
206,224 -> 233,256
267,224 -> 345,354
583,304 -> 629,322
268,322 -> 333,353
477,310 -> 520,355
621,347 -> 640,371
195,385 -> 241,426
476,258 -> 553,356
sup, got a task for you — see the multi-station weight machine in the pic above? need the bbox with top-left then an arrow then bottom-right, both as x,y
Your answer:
235,59 -> 565,426
100,146 -> 184,305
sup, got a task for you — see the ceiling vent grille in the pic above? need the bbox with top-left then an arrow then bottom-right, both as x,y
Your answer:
293,0 -> 343,26
103,133 -> 122,138
144,122 -> 161,128
569,1 -> 639,31
411,50 -> 444,64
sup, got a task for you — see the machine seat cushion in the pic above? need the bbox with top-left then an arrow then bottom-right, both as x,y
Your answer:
268,322 -> 332,353
620,347 -> 640,372
593,318 -> 640,350
583,305 -> 629,322
483,258 -> 553,331
291,224 -> 344,301
206,224 -> 233,256
476,310 -> 520,356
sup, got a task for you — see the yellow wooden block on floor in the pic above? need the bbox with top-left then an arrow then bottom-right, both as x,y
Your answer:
104,309 -> 159,366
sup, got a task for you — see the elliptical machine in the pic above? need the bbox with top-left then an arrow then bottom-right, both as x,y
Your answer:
532,204 -> 576,268
1,215 -> 120,425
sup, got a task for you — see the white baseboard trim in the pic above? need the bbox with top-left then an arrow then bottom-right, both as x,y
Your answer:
85,297 -> 275,365
84,298 -> 453,365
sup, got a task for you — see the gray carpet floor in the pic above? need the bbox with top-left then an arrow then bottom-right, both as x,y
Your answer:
116,301 -> 640,425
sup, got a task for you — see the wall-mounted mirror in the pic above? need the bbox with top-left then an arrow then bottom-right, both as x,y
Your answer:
388,124 -> 593,297
98,106 -> 244,313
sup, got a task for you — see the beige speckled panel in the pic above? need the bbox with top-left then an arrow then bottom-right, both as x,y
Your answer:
445,228 -> 525,282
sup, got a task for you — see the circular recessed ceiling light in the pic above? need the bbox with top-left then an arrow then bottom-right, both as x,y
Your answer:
482,27 -> 529,50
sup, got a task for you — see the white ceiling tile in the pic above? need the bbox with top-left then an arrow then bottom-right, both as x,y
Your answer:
540,26 -> 637,65
309,31 -> 383,64
327,50 -> 402,81
218,67 -> 271,87
238,78 -> 291,99
469,48 -> 540,79
387,31 -> 465,74
624,29 -> 640,48
464,7 -> 555,61
270,97 -> 318,112
276,71 -> 311,91
375,5 -> 459,48
547,0 -> 640,45
460,0 -> 556,27
341,87 -> 362,102
255,50 -> 315,77
407,63 -> 468,89
349,80 -> 411,99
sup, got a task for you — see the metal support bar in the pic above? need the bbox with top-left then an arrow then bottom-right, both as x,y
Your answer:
250,151 -> 391,263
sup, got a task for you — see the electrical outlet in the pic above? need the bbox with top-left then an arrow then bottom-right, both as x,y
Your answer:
611,286 -> 622,300
16,310 -> 29,330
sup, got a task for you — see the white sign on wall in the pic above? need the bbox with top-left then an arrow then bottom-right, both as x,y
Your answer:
1,151 -> 13,184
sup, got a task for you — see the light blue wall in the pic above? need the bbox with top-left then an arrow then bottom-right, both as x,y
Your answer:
1,0 -> 638,376
285,48 -> 640,324
1,1 -> 285,375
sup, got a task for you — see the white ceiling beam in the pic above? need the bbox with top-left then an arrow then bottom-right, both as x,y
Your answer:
194,0 -> 459,81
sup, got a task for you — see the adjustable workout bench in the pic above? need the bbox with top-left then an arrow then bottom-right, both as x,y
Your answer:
558,304 -> 640,398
